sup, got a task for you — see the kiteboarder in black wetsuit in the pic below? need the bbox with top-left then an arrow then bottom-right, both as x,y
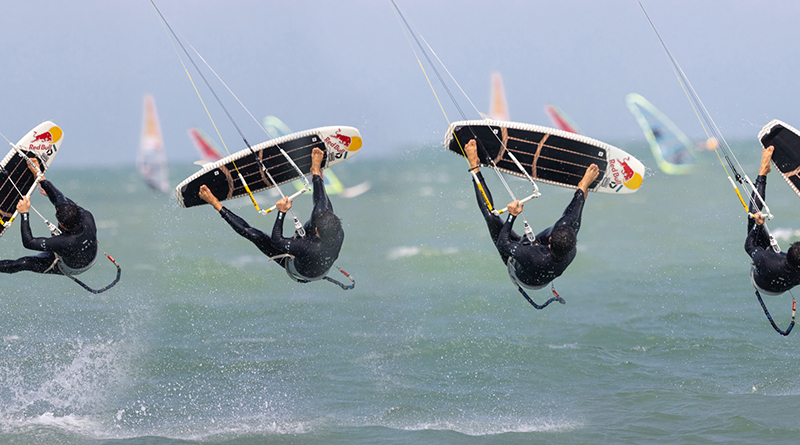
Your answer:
0,159 -> 98,275
465,139 -> 599,289
199,147 -> 344,280
746,145 -> 800,295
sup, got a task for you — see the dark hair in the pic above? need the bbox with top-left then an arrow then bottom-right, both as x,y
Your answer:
56,203 -> 81,231
788,242 -> 800,268
549,225 -> 577,259
315,211 -> 342,242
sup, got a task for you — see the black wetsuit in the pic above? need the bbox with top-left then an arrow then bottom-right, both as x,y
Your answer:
218,174 -> 344,279
0,180 -> 98,275
745,175 -> 800,293
473,171 -> 585,287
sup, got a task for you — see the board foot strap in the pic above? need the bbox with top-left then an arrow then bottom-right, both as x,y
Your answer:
755,288 -> 795,336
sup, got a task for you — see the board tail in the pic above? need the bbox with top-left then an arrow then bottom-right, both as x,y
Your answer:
137,95 -> 170,192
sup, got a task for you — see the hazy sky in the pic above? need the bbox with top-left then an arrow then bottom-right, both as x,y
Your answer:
1,1 -> 798,166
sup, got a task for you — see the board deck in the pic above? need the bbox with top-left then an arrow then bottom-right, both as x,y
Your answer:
758,119 -> 800,198
444,120 -> 644,194
0,121 -> 64,237
176,126 -> 362,208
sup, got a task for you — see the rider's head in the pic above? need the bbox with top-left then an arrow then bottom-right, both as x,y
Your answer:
549,225 -> 577,260
788,242 -> 800,268
56,203 -> 81,231
315,211 -> 342,242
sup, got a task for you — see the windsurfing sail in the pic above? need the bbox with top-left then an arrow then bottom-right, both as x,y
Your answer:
263,115 -> 370,198
486,71 -> 510,121
187,127 -> 223,162
137,94 -> 170,192
544,104 -> 582,134
626,93 -> 696,175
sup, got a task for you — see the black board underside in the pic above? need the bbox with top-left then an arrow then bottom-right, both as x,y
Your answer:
448,125 -> 606,189
180,135 -> 327,208
760,124 -> 800,193
0,150 -> 41,220
0,150 -> 43,237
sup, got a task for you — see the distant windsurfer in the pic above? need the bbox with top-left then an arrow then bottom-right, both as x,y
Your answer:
0,158 -> 98,275
198,147 -> 344,281
465,139 -> 599,289
746,145 -> 800,294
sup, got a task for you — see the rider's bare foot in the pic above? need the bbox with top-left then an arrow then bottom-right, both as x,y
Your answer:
465,140 -> 480,171
759,145 -> 773,176
311,147 -> 324,178
199,184 -> 223,211
577,164 -> 600,195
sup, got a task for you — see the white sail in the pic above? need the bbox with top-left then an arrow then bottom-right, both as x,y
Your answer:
137,94 -> 170,192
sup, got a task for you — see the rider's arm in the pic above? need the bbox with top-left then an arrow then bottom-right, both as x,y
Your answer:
39,180 -> 75,207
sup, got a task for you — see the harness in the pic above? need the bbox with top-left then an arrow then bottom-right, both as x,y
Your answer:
506,257 -> 564,309
269,253 -> 354,290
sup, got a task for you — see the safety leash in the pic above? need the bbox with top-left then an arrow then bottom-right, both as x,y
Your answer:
506,258 -> 564,309
755,289 -> 795,336
58,249 -> 121,294
269,254 -> 355,290
513,280 -> 565,310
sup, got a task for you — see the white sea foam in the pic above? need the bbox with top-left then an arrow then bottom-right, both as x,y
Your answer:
387,246 -> 458,260
394,418 -> 583,436
771,227 -> 800,241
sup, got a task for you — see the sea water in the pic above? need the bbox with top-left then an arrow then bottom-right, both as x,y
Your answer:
1,142 -> 800,444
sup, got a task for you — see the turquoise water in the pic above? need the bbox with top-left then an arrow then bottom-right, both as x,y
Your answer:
1,143 -> 800,444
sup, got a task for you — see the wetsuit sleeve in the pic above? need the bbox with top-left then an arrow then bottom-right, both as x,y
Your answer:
19,213 -> 42,251
20,212 -> 71,253
554,189 -> 586,234
270,211 -> 293,253
496,214 -> 518,257
219,206 -> 271,245
747,175 -> 767,235
745,224 -> 768,258
312,174 -> 333,215
39,180 -> 74,208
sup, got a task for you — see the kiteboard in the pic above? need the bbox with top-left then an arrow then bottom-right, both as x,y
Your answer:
0,121 -> 64,237
626,93 -> 696,175
444,120 -> 644,194
175,126 -> 363,208
758,119 -> 800,198
263,116 -> 372,199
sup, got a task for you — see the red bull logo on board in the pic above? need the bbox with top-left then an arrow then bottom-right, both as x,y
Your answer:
608,156 -> 643,191
324,128 -> 363,158
28,126 -> 63,152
